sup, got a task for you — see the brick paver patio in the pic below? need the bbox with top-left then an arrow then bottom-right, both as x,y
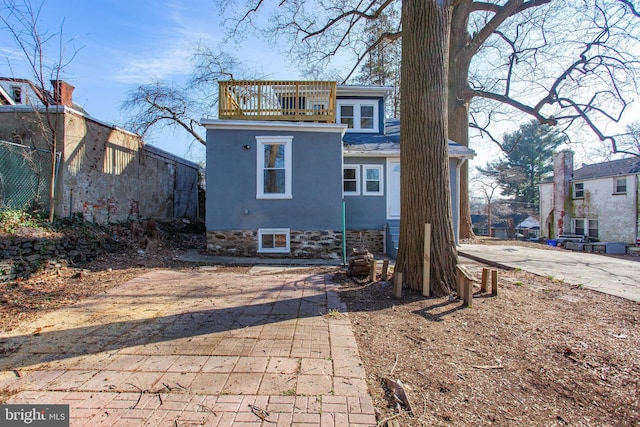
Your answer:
0,269 -> 376,426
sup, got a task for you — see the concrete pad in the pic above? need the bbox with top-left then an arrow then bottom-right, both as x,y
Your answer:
460,244 -> 640,302
1,270 -> 375,426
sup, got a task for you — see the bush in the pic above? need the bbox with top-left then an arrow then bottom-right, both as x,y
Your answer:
0,209 -> 44,233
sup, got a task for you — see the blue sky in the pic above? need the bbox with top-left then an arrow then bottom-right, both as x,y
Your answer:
1,0 -> 302,162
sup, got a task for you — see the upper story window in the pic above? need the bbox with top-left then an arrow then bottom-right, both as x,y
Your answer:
614,177 -> 627,194
337,100 -> 378,133
256,136 -> 292,199
573,182 -> 584,198
11,86 -> 21,104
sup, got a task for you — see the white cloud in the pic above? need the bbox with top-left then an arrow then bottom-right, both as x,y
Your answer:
109,0 -> 222,84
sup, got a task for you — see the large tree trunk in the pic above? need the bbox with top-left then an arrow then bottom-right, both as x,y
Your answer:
396,0 -> 458,296
449,0 -> 475,240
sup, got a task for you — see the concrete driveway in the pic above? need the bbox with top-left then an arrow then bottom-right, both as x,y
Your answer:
0,269 -> 376,426
460,244 -> 640,303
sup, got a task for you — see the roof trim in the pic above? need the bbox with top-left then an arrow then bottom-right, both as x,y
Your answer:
0,85 -> 15,105
344,149 -> 475,159
336,85 -> 393,99
200,119 -> 348,135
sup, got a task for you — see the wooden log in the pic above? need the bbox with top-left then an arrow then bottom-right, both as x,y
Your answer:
481,267 -> 490,292
393,272 -> 403,299
456,268 -> 464,299
423,223 -> 431,297
456,264 -> 477,307
381,259 -> 389,281
491,269 -> 499,296
464,279 -> 473,307
369,259 -> 376,282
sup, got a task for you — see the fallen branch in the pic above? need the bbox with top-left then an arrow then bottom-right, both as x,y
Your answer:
390,353 -> 398,375
376,412 -> 401,427
126,383 -> 143,409
472,365 -> 504,370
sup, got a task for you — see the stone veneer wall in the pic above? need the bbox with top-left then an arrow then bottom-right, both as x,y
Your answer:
345,230 -> 385,254
206,230 -> 343,259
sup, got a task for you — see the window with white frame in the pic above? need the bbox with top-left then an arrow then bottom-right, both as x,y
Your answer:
573,182 -> 584,198
337,100 -> 378,133
258,228 -> 290,253
343,165 -> 360,195
256,136 -> 292,199
574,218 -> 598,239
614,177 -> 627,194
363,165 -> 383,195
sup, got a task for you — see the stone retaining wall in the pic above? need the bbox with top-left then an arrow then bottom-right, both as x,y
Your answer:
0,236 -> 122,281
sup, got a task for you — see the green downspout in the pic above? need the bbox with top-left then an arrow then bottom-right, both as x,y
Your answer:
342,200 -> 347,265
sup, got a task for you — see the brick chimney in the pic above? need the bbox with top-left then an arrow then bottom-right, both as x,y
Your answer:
552,150 -> 574,238
51,80 -> 74,107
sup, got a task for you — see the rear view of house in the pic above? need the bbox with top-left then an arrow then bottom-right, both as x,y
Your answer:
539,150 -> 640,245
203,80 -> 475,259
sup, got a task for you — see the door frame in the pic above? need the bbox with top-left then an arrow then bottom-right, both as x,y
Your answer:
386,158 -> 400,219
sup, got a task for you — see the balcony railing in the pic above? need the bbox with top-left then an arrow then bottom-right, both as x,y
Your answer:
218,80 -> 336,123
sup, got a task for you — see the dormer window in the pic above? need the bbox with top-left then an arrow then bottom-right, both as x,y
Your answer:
337,100 -> 378,133
11,86 -> 22,104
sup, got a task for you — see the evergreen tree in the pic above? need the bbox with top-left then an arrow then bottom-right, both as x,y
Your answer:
478,121 -> 566,211
353,6 -> 401,118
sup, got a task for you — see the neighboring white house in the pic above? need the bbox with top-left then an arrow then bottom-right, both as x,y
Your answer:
539,151 -> 640,244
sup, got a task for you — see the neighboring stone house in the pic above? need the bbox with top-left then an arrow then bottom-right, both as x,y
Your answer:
202,80 -> 475,259
0,77 -> 201,222
539,150 -> 640,244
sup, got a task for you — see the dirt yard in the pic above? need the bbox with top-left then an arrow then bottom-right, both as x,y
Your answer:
1,228 -> 638,426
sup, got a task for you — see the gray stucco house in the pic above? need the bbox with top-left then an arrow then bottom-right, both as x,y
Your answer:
202,81 -> 475,259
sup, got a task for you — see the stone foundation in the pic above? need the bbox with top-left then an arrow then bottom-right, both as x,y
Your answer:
345,229 -> 385,254
206,229 -> 343,259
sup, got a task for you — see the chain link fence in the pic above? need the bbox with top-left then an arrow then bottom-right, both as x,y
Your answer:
0,140 -> 53,212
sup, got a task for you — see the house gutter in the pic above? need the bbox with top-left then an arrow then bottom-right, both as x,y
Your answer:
454,158 -> 467,246
636,174 -> 639,245
342,200 -> 347,265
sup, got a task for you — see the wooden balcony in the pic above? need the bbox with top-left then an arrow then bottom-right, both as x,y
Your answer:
218,80 -> 337,123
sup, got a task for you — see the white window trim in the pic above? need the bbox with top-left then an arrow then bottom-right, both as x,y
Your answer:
343,165 -> 360,196
256,136 -> 293,199
573,218 -> 598,239
613,177 -> 627,195
258,228 -> 290,253
337,100 -> 379,133
573,182 -> 584,199
362,165 -> 384,196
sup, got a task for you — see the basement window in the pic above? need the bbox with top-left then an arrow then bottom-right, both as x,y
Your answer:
258,228 -> 290,253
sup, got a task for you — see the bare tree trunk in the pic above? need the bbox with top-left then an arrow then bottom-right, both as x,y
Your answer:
449,0 -> 474,240
397,0 -> 458,296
